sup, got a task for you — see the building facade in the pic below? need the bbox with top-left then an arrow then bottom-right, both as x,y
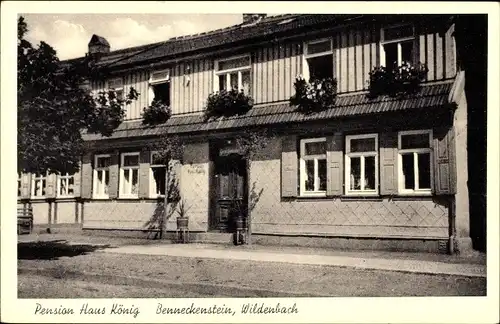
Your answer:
18,14 -> 470,253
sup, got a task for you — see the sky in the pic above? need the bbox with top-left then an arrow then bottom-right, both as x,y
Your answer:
22,14 -> 246,60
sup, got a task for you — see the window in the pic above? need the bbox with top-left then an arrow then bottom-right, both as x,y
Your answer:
58,173 -> 74,197
345,134 -> 379,195
398,130 -> 433,194
304,38 -> 334,81
17,173 -> 22,197
93,154 -> 111,199
120,152 -> 139,198
300,138 -> 327,196
107,78 -> 124,101
215,55 -> 251,94
150,151 -> 166,197
380,25 -> 415,72
149,69 -> 171,106
31,173 -> 47,198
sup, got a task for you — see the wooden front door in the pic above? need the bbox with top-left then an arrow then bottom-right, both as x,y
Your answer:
211,154 -> 247,232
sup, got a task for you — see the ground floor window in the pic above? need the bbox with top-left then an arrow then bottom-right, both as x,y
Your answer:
31,173 -> 47,198
398,130 -> 433,194
345,134 -> 379,195
300,138 -> 327,196
120,152 -> 139,198
94,154 -> 111,198
150,151 -> 166,197
17,173 -> 22,197
58,173 -> 74,197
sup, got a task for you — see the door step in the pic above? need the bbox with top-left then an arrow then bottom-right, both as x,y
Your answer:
190,232 -> 233,244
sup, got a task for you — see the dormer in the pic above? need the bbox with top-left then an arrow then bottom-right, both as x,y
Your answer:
242,14 -> 266,26
88,34 -> 110,56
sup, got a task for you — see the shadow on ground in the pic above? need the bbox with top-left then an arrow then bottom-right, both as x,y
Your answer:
18,240 -> 111,260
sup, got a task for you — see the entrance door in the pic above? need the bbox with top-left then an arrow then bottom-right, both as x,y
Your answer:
211,154 -> 247,232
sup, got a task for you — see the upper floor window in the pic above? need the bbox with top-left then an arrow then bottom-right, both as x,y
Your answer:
304,38 -> 334,81
31,172 -> 47,198
215,55 -> 251,94
380,25 -> 415,72
93,154 -> 111,199
299,138 -> 327,197
107,77 -> 124,101
398,130 -> 433,195
345,134 -> 379,195
149,69 -> 171,106
58,172 -> 74,197
120,152 -> 139,198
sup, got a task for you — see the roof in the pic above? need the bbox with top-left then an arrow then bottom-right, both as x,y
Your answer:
59,14 -> 367,71
82,80 -> 455,142
105,14 -> 360,69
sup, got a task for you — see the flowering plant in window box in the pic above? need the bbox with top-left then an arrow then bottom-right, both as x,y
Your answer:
289,76 -> 338,114
204,88 -> 253,120
142,98 -> 172,126
368,62 -> 428,98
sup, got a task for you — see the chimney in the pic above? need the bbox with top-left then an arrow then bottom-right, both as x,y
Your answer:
88,34 -> 110,57
242,14 -> 266,25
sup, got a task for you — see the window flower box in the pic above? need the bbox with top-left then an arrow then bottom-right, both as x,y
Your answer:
142,98 -> 172,126
368,62 -> 428,98
204,88 -> 253,120
289,76 -> 338,114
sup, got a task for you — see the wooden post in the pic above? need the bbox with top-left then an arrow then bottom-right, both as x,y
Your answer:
246,158 -> 252,245
162,157 -> 170,240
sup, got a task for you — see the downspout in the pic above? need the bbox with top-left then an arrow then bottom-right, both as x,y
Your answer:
448,195 -> 456,254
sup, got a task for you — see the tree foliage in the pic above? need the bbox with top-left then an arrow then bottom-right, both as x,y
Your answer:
17,16 -> 139,175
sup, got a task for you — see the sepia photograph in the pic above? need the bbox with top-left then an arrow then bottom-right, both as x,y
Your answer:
2,1 -> 499,323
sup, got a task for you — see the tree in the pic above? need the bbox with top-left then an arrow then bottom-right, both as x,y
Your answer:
17,16 -> 139,176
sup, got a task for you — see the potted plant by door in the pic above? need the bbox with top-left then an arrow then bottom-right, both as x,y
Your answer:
232,199 -> 247,245
176,198 -> 190,243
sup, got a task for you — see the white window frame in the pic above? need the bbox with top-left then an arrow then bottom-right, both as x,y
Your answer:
398,130 -> 433,195
57,172 -> 75,198
93,154 -> 111,199
149,151 -> 167,198
120,152 -> 140,199
214,54 -> 251,93
106,77 -> 124,102
148,69 -> 170,105
345,134 -> 379,196
299,137 -> 327,197
380,24 -> 415,68
31,172 -> 48,199
303,37 -> 334,82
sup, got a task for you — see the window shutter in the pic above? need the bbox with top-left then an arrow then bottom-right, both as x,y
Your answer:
433,127 -> 457,195
81,153 -> 93,199
138,150 -> 150,198
21,173 -> 31,199
379,132 -> 398,195
73,162 -> 82,197
326,133 -> 343,196
108,151 -> 120,199
281,136 -> 298,198
46,173 -> 57,198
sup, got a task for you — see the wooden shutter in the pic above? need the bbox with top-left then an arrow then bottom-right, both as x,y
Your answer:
281,136 -> 298,198
21,173 -> 31,199
46,173 -> 57,198
379,132 -> 398,195
73,161 -> 82,197
326,132 -> 343,196
81,153 -> 93,199
434,127 -> 457,195
138,150 -> 151,198
108,151 -> 120,199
